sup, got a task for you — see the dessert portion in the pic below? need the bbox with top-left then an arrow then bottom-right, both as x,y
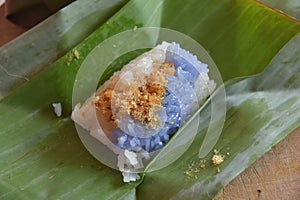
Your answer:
72,42 -> 215,182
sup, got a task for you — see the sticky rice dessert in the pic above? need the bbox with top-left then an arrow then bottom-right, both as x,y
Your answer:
71,42 -> 216,182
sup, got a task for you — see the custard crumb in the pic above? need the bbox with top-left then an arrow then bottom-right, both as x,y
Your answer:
184,169 -> 194,178
94,62 -> 175,129
184,159 -> 207,179
64,55 -> 73,65
198,159 -> 206,168
64,49 -> 80,64
129,83 -> 166,126
73,50 -> 80,59
212,149 -> 225,165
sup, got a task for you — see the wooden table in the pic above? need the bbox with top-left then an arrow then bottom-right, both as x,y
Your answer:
0,4 -> 26,46
1,3 -> 299,199
214,128 -> 299,199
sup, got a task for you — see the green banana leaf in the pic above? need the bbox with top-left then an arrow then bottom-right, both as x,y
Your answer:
137,33 -> 300,200
0,0 -> 127,99
259,0 -> 300,20
1,0 -> 300,199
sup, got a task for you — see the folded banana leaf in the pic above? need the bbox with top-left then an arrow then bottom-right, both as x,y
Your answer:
0,0 -> 299,199
137,33 -> 300,200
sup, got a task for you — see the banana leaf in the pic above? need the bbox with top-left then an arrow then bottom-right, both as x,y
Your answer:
137,33 -> 300,200
259,0 -> 300,20
0,0 -> 300,199
0,0 -> 127,99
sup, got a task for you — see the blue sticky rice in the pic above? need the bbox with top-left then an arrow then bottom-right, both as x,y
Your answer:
111,42 -> 209,152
